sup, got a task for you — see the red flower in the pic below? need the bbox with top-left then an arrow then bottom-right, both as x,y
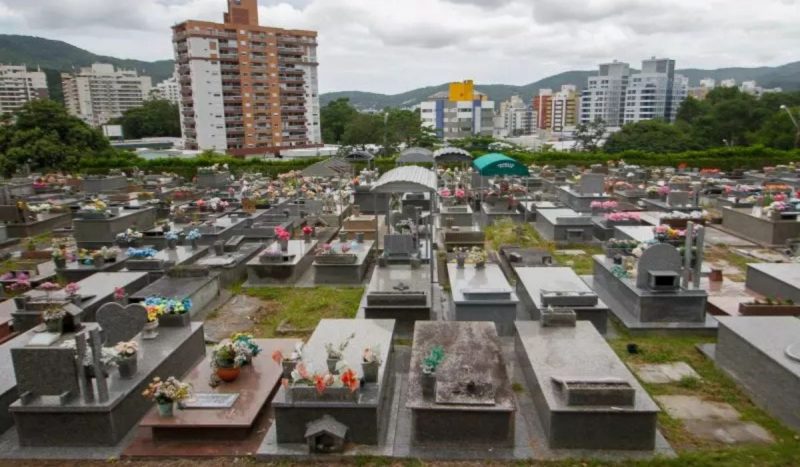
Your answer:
271,350 -> 284,364
340,368 -> 360,393
314,374 -> 327,394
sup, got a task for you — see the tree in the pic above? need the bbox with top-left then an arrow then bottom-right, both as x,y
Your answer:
603,119 -> 699,153
341,113 -> 384,148
675,96 -> 708,126
0,99 -> 112,176
320,98 -> 358,144
573,119 -> 606,152
753,107 -> 800,150
111,99 -> 180,139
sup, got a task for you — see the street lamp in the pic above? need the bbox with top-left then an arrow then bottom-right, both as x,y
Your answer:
780,105 -> 800,148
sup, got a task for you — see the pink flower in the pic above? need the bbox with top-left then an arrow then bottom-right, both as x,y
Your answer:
590,201 -> 603,209
438,188 -> 452,198
341,243 -> 351,253
196,199 -> 206,206
455,188 -> 466,199
38,282 -> 61,292
601,200 -> 618,210
64,282 -> 80,296
658,186 -> 671,195
773,194 -> 787,202
655,225 -> 668,234
114,287 -> 126,300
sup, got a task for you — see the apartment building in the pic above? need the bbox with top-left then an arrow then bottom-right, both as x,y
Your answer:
62,63 -> 152,126
623,58 -> 688,124
536,85 -> 578,133
580,61 -> 630,127
498,95 -> 533,137
0,65 -> 48,115
172,0 -> 321,155
420,80 -> 495,139
153,73 -> 181,105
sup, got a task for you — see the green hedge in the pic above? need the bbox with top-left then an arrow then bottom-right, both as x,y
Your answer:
78,146 -> 800,177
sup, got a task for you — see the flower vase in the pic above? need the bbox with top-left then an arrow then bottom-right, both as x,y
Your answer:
167,238 -> 178,249
190,239 -> 198,250
280,239 -> 289,252
282,359 -> 298,379
362,360 -> 379,383
339,232 -> 348,243
304,233 -> 311,243
117,356 -> 138,379
356,232 -> 365,243
45,318 -> 63,334
327,357 -> 340,374
94,257 -> 105,269
157,402 -> 174,417
456,256 -> 466,269
421,372 -> 436,398
142,320 -> 159,340
54,258 -> 66,269
216,366 -> 241,383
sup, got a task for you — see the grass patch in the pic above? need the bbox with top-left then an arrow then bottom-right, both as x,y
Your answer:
242,286 -> 363,339
551,245 -> 603,275
608,324 -> 799,456
511,382 -> 525,394
704,245 -> 754,281
485,218 -> 548,250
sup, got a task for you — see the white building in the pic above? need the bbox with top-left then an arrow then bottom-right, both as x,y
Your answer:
62,63 -> 152,126
699,78 -> 716,89
580,61 -> 630,127
152,73 -> 181,105
719,79 -> 737,88
498,95 -> 533,137
623,58 -> 688,124
0,65 -> 48,115
421,82 -> 495,139
551,84 -> 578,133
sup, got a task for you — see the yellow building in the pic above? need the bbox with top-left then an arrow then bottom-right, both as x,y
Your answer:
449,80 -> 485,102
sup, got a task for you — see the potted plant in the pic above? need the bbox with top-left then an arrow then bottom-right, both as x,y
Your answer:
186,229 -> 202,249
142,303 -> 163,339
468,247 -> 487,269
142,376 -> 192,417
362,345 -> 382,383
421,345 -> 445,398
115,340 -> 139,379
102,246 -> 120,263
275,226 -> 291,251
64,282 -> 81,306
116,228 -> 143,247
52,248 -> 67,269
272,342 -> 303,379
324,332 -> 355,374
145,296 -> 192,327
165,231 -> 180,249
211,339 -> 255,383
231,332 -> 262,365
302,225 -> 313,243
43,307 -> 67,333
92,250 -> 105,269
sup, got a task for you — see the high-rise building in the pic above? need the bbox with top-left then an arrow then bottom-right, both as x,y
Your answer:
579,61 -> 630,127
0,65 -> 48,115
420,80 -> 494,139
498,95 -> 533,137
172,0 -> 320,155
152,72 -> 181,105
62,63 -> 152,126
623,58 -> 688,124
532,88 -> 553,130
550,85 -> 578,133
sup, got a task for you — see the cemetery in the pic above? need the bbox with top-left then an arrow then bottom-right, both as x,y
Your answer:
0,157 -> 795,465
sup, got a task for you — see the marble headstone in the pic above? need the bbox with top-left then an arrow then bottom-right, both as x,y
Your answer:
579,173 -> 605,195
667,191 -> 690,207
636,243 -> 682,289
95,302 -> 148,345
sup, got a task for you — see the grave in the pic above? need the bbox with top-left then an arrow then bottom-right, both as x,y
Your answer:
352,186 -> 390,214
267,319 -> 396,447
8,317 -> 205,446
516,200 -> 560,222
73,206 -> 157,249
406,321 -> 515,445
196,171 -> 231,189
438,204 -> 474,228
446,263 -> 519,336
340,214 -> 381,241
515,267 -> 608,333
130,270 -> 220,317
245,240 -> 318,285
439,225 -> 485,251
191,214 -> 252,246
57,250 -> 130,282
196,242 -> 264,287
745,263 -> 800,303
515,320 -> 660,450
480,201 -> 523,226
125,245 -> 209,280
0,205 -> 72,238
314,240 -> 375,285
403,192 -> 430,211
632,362 -> 701,384
590,241 -> 713,333
361,265 -> 431,335
642,190 -> 701,213
721,207 -> 800,247
709,316 -> 800,432
556,173 -> 614,213
125,339 -> 302,457
614,225 -> 656,243
535,208 -> 594,243
81,175 -> 128,193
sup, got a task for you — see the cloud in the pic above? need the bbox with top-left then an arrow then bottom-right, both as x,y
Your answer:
0,0 -> 796,94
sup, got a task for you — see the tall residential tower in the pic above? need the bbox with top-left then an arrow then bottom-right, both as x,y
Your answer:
172,0 -> 321,155
61,63 -> 152,127
0,65 -> 48,115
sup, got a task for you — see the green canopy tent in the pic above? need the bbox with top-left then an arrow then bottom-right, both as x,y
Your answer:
472,153 -> 530,220
472,153 -> 530,176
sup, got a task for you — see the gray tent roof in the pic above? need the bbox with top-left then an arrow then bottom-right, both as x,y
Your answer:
372,166 -> 437,193
433,147 -> 472,164
343,150 -> 374,162
397,147 -> 434,164
302,157 -> 353,178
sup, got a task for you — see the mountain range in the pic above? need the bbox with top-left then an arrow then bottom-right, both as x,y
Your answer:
0,34 -> 798,109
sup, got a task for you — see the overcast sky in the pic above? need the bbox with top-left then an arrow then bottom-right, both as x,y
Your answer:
0,0 -> 797,94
